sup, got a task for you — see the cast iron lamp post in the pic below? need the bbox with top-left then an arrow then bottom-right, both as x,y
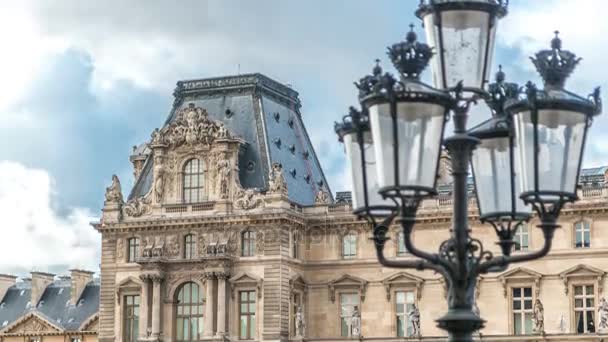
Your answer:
335,1 -> 602,341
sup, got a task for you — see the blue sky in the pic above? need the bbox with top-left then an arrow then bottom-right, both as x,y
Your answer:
1,0 -> 607,275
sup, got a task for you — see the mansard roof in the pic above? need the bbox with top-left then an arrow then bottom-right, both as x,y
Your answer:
0,278 -> 99,332
129,73 -> 332,206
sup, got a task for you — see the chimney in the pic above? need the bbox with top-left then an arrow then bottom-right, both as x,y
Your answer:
0,274 -> 17,302
70,269 -> 94,305
31,272 -> 55,306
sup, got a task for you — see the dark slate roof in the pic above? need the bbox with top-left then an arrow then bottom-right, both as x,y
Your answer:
0,279 -> 99,331
129,73 -> 332,205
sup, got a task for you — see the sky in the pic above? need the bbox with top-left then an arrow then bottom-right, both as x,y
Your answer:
1,0 -> 607,276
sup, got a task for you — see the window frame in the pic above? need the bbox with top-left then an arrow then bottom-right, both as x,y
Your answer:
342,233 -> 357,259
241,230 -> 256,257
394,289 -> 416,337
513,224 -> 530,252
123,294 -> 140,342
184,234 -> 196,260
574,220 -> 591,249
510,286 -> 534,335
127,238 -> 140,263
239,290 -> 257,340
183,158 -> 205,204
175,282 -> 205,342
338,292 -> 360,337
572,283 -> 596,334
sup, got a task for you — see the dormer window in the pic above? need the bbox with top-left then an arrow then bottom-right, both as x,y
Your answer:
183,159 -> 205,203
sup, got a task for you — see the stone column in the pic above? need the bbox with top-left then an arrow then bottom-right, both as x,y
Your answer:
204,272 -> 216,337
138,275 -> 150,340
216,272 -> 229,337
151,275 -> 164,338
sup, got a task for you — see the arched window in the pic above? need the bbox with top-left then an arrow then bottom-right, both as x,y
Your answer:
128,238 -> 140,262
242,230 -> 256,257
183,159 -> 204,204
175,282 -> 205,342
184,234 -> 195,260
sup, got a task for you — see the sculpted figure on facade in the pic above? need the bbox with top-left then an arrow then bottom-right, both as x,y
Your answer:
295,305 -> 305,337
153,155 -> 165,203
123,196 -> 151,217
216,155 -> 231,199
314,185 -> 330,205
152,236 -> 165,257
409,304 -> 421,337
143,236 -> 154,258
532,299 -> 544,334
351,306 -> 361,337
166,235 -> 179,257
105,175 -> 123,204
116,238 -> 124,261
268,162 -> 288,195
198,234 -> 207,256
599,298 -> 608,331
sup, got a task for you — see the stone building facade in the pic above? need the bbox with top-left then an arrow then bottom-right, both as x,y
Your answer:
93,74 -> 608,342
0,270 -> 99,342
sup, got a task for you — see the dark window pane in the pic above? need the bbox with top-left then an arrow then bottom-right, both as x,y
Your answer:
523,288 -> 532,297
513,288 -> 521,298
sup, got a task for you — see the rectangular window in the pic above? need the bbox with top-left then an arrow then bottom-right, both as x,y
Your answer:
397,232 -> 407,256
514,224 -> 529,251
128,238 -> 139,263
342,234 -> 357,259
575,222 -> 591,248
340,293 -> 360,337
574,285 -> 595,333
239,291 -> 256,339
396,291 -> 415,337
512,287 -> 533,335
241,231 -> 256,257
184,234 -> 195,259
292,231 -> 299,259
123,295 -> 140,342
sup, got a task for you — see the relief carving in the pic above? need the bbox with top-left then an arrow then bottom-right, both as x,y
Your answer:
123,196 -> 151,217
314,185 -> 330,205
234,188 -> 264,210
149,103 -> 231,149
166,235 -> 179,257
198,234 -> 207,256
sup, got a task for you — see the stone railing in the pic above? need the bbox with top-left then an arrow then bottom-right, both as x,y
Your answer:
164,201 -> 215,214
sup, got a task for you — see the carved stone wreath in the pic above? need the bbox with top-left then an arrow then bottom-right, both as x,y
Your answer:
123,196 -> 151,217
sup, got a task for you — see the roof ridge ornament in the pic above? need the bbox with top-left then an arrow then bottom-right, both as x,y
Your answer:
486,65 -> 519,117
530,31 -> 582,89
387,24 -> 433,80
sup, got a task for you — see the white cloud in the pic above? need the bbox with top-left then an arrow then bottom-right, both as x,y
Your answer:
0,161 -> 100,275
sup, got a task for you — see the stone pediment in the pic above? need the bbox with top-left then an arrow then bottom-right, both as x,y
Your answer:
79,314 -> 99,332
2,312 -> 63,334
560,264 -> 606,294
229,272 -> 263,298
382,272 -> 425,301
290,274 -> 308,294
328,274 -> 368,302
498,267 -> 543,297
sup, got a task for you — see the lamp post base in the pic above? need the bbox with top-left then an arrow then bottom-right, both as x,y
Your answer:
436,309 -> 484,342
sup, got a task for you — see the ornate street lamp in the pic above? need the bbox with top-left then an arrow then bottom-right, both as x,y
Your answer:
416,0 -> 508,93
335,6 -> 602,341
469,66 -> 532,258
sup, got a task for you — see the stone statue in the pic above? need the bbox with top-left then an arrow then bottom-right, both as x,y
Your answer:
216,157 -> 231,199
351,306 -> 361,337
143,236 -> 154,258
105,175 -> 123,204
152,236 -> 165,257
557,314 -> 566,333
314,186 -> 330,205
409,305 -> 421,337
599,298 -> 608,331
532,299 -> 544,334
234,188 -> 264,210
295,305 -> 305,337
153,156 -> 165,203
217,123 -> 228,139
268,163 -> 288,195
